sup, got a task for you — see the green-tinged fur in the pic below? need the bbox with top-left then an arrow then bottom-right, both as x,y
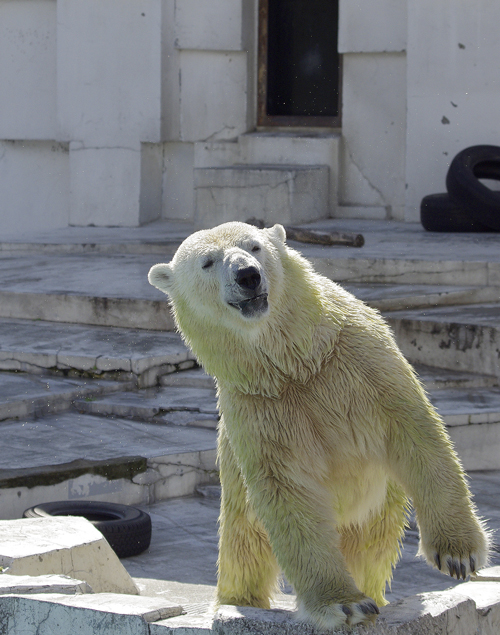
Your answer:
148,222 -> 490,630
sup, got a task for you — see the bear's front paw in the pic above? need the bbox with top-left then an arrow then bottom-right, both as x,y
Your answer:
421,525 -> 490,580
298,596 -> 379,630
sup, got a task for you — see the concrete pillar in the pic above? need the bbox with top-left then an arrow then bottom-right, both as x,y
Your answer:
57,0 -> 163,226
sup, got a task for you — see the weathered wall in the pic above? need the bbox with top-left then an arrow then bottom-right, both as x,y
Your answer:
2,0 -> 500,232
338,0 -> 407,220
405,0 -> 500,221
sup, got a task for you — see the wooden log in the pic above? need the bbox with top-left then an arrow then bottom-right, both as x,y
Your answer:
246,218 -> 365,248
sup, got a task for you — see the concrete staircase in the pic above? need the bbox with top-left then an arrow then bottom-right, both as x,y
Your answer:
1,218 -> 500,521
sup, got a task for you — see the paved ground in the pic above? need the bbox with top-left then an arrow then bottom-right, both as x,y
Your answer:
121,470 -> 500,608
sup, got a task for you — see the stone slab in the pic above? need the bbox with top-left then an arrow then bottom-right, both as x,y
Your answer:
473,566 -> 500,582
0,318 -> 194,387
74,385 -> 218,429
160,368 -> 215,390
0,593 -> 183,635
0,517 -> 138,595
0,373 -> 128,421
0,574 -> 92,595
0,412 -> 216,472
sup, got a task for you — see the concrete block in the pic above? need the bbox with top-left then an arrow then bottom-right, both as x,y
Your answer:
339,0 -> 407,53
69,144 -> 163,227
0,517 -> 138,595
175,0 -> 244,51
69,145 -> 141,227
0,593 -> 182,635
340,52 -> 406,221
0,574 -> 92,596
195,133 -> 340,213
0,141 -> 70,235
194,166 -> 329,230
0,0 -> 57,139
57,0 -> 162,147
179,51 -> 247,142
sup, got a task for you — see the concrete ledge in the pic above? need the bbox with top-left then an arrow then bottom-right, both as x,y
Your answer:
0,517 -> 138,595
0,593 -> 183,635
0,574 -> 92,595
4,581 -> 497,635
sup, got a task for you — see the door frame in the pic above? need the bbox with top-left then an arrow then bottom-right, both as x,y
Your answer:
257,0 -> 342,128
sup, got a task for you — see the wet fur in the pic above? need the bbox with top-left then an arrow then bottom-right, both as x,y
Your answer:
149,222 -> 490,630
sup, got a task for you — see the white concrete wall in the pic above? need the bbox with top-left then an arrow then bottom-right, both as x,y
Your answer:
405,0 -> 500,221
2,0 -> 500,231
0,0 -> 58,141
0,141 -> 69,235
338,0 -> 407,220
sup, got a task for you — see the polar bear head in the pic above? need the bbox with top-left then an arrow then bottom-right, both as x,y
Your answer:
148,222 -> 287,331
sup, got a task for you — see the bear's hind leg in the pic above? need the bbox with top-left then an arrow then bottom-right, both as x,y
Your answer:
340,480 -> 409,606
217,423 -> 280,608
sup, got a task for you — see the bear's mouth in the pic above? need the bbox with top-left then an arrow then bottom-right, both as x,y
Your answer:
228,293 -> 269,318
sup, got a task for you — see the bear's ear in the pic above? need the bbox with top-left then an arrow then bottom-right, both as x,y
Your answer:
148,263 -> 174,293
266,224 -> 286,244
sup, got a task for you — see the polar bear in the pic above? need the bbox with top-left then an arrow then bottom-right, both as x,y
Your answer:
148,221 -> 489,629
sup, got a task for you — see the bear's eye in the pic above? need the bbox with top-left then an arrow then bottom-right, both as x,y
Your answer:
202,258 -> 214,270
251,245 -> 261,253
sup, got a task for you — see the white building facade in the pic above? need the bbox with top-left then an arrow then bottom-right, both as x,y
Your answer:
1,0 -> 499,234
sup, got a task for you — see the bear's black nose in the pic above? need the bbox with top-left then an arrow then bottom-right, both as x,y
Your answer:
236,266 -> 261,290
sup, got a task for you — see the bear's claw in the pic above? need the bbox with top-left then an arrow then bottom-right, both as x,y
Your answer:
433,551 -> 480,580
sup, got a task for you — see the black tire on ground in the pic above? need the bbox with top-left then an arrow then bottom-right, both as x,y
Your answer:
23,501 -> 152,558
420,192 -> 496,232
445,144 -> 500,231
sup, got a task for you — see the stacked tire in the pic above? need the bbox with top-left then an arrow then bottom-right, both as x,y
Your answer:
421,145 -> 500,232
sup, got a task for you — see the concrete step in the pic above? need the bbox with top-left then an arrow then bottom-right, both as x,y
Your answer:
300,219 -> 500,287
1,250 -> 498,331
74,385 -> 218,430
0,219 -> 191,255
194,165 -> 329,229
0,410 -> 217,520
0,253 -> 174,330
345,283 -> 499,312
0,318 -> 195,387
430,387 -> 500,471
385,303 -> 500,378
0,373 -> 130,422
414,364 -> 498,391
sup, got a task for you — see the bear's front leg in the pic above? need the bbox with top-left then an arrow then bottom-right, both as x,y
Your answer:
387,404 -> 490,580
217,422 -> 281,608
241,465 -> 380,629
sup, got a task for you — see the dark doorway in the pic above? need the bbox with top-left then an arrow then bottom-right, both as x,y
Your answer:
258,0 -> 341,127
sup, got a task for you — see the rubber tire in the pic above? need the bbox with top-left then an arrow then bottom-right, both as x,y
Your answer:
445,144 -> 500,231
420,192 -> 496,232
23,501 -> 152,558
